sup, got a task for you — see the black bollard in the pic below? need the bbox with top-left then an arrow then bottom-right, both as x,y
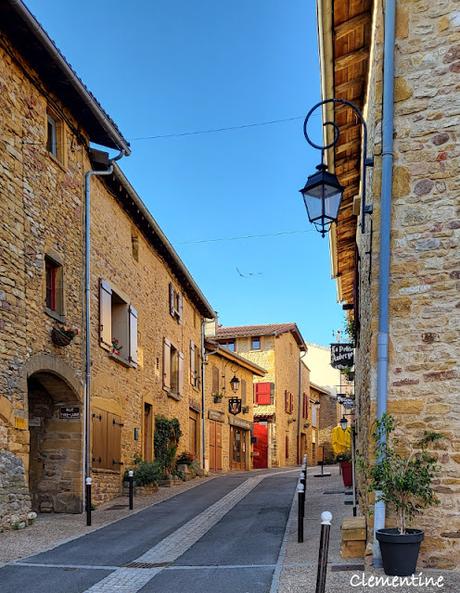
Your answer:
302,464 -> 307,513
85,476 -> 92,526
315,512 -> 332,593
297,483 -> 304,543
128,470 -> 134,510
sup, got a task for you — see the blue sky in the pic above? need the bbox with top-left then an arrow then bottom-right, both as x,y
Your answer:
27,0 -> 343,345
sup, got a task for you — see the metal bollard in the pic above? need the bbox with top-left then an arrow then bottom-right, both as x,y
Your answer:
297,482 -> 305,543
315,511 -> 332,593
301,465 -> 307,513
128,470 -> 134,510
85,476 -> 92,526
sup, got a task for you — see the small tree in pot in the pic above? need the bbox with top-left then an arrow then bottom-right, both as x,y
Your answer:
362,414 -> 444,576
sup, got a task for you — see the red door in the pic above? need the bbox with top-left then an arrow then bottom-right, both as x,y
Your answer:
253,422 -> 268,469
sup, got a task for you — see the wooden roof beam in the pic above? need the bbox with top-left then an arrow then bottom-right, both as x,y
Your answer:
334,13 -> 371,39
335,48 -> 369,70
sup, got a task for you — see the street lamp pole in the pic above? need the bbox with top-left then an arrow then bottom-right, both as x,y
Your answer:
302,98 -> 374,234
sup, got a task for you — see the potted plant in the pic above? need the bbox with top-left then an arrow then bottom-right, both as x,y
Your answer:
336,451 -> 352,487
362,414 -> 444,576
213,392 -> 223,404
112,338 -> 123,356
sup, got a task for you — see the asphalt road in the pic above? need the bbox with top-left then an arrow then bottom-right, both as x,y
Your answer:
0,470 -> 297,593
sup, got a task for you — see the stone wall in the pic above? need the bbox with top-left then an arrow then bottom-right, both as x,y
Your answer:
318,393 -> 339,461
204,351 -> 256,472
0,450 -> 31,531
354,0 -> 460,568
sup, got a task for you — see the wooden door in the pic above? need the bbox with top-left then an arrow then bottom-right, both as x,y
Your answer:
144,403 -> 153,462
230,427 -> 246,470
253,422 -> 268,469
209,420 -> 222,471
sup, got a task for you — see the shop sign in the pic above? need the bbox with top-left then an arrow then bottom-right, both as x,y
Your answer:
59,406 -> 80,420
228,398 -> 242,416
330,343 -> 354,370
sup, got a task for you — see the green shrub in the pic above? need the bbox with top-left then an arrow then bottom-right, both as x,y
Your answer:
154,416 -> 182,477
125,460 -> 162,486
336,452 -> 352,463
359,413 -> 445,534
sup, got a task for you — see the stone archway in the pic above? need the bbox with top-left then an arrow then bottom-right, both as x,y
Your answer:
26,356 -> 83,513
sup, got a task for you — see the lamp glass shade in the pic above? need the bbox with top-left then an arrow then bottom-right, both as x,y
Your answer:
230,375 -> 240,393
339,416 -> 348,431
300,164 -> 344,235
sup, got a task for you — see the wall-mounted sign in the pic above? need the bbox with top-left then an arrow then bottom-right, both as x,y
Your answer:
330,343 -> 354,370
59,407 -> 80,420
228,398 -> 242,416
338,397 -> 355,409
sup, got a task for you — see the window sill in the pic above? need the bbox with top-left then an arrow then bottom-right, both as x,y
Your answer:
166,390 -> 181,401
47,150 -> 67,173
44,307 -> 66,323
109,353 -> 135,368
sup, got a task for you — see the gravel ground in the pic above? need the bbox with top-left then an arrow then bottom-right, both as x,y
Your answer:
276,466 -> 460,593
0,475 -> 215,566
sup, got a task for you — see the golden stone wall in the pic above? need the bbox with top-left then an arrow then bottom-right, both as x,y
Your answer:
204,351 -> 256,472
354,0 -> 460,568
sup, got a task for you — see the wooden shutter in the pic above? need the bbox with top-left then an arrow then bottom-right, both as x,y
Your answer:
99,280 -> 112,347
212,366 -> 220,393
290,392 -> 294,414
178,351 -> 184,396
255,382 -> 271,405
129,305 -> 138,365
216,422 -> 223,470
178,293 -> 184,323
163,338 -> 171,391
241,379 -> 247,406
169,283 -> 175,316
284,390 -> 289,413
92,409 -> 107,469
108,413 -> 123,469
190,341 -> 196,385
285,435 -> 289,459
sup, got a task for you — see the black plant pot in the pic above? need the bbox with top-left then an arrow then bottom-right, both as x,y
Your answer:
376,528 -> 424,576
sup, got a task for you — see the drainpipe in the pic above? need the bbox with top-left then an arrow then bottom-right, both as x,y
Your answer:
373,0 -> 396,566
200,320 -> 207,472
83,150 -> 125,506
297,351 -> 307,464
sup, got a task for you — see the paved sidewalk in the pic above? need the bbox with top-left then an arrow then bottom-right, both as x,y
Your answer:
274,466 -> 459,593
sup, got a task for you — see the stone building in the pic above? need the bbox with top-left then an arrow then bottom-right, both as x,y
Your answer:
316,0 -> 459,568
213,324 -> 309,467
0,0 -> 214,526
204,340 -> 266,472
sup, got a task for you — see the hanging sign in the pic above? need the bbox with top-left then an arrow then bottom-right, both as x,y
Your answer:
330,343 -> 354,370
228,398 -> 242,416
59,406 -> 80,420
338,396 -> 355,408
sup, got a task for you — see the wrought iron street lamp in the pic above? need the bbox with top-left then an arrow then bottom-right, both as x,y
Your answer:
340,416 -> 349,431
230,374 -> 240,393
300,98 -> 374,236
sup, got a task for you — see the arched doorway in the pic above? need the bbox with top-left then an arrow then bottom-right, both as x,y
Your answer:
28,370 -> 82,513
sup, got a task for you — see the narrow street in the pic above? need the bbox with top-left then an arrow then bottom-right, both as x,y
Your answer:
0,470 -> 297,593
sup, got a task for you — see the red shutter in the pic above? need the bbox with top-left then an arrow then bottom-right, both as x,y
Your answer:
255,382 -> 271,405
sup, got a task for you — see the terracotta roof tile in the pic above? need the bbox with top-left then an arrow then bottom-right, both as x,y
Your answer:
215,323 -> 307,351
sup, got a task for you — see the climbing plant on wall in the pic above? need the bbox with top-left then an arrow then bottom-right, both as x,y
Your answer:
154,416 -> 182,477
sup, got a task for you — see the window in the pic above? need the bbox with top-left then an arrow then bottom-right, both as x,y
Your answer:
254,382 -> 274,405
46,111 -> 63,163
163,338 -> 184,398
190,340 -> 201,389
311,403 -> 318,427
251,336 -> 261,350
211,365 -> 220,394
221,339 -> 235,352
169,283 -> 183,323
45,256 -> 63,316
99,280 -> 138,365
92,408 -> 123,470
284,390 -> 293,414
131,232 -> 139,262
